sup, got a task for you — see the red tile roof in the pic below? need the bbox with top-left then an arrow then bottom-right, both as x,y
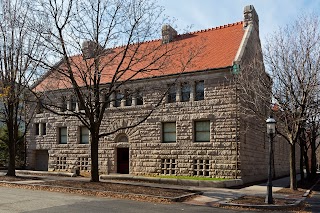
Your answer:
34,21 -> 244,91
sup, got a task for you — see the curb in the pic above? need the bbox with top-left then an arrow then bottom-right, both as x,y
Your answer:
16,170 -> 76,177
100,175 -> 243,188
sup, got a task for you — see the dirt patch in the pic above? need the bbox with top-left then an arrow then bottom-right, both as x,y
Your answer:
0,176 -> 41,182
230,195 -> 296,205
275,188 -> 306,197
42,180 -> 190,198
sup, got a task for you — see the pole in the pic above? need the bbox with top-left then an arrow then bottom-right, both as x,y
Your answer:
266,132 -> 273,204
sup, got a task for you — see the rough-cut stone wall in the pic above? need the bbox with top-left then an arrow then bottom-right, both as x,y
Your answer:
26,69 -> 243,179
235,11 -> 297,183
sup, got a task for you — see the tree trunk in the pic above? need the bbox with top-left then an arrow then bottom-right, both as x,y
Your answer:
299,139 -> 304,183
290,143 -> 297,190
90,132 -> 99,182
310,136 -> 317,178
303,150 -> 310,179
6,117 -> 16,177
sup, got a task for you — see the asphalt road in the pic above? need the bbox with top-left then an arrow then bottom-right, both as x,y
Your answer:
0,186 -> 248,213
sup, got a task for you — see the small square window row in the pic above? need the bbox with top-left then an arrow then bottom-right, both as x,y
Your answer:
163,120 -> 210,143
167,80 -> 204,103
36,90 -> 144,114
161,158 -> 211,177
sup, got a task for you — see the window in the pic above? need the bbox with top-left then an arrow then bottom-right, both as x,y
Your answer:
162,122 -> 176,142
161,159 -> 176,175
114,91 -> 123,107
136,90 -> 143,105
167,84 -> 176,103
117,134 -> 128,142
104,94 -> 110,108
181,82 -> 190,102
60,96 -> 67,112
59,127 -> 68,144
80,126 -> 89,144
78,100 -> 85,111
195,80 -> 204,101
35,123 -> 40,135
42,123 -> 47,135
195,120 -> 210,142
56,157 -> 67,170
78,157 -> 90,171
193,159 -> 210,176
70,96 -> 77,111
125,90 -> 132,106
35,123 -> 46,136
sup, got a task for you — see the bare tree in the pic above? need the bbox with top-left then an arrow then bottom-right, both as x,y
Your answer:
31,0 -> 200,182
0,0 -> 47,176
235,14 -> 320,190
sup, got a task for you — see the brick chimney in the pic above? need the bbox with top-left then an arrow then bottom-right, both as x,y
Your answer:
82,40 -> 104,59
162,25 -> 177,44
243,5 -> 259,29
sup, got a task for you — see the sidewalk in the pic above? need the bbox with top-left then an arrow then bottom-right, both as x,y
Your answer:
185,174 -> 302,206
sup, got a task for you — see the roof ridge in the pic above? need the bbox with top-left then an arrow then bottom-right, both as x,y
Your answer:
69,21 -> 244,56
188,21 -> 243,35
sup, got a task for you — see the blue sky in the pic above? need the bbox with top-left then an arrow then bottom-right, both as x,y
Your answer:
158,0 -> 320,47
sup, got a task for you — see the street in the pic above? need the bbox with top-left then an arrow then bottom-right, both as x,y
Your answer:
0,186 -> 241,213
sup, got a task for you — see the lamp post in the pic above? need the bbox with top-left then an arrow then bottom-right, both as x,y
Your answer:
266,117 -> 276,204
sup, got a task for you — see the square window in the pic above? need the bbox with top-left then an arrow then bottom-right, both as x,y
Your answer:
59,127 -> 68,144
195,120 -> 210,142
181,82 -> 190,102
162,122 -> 176,142
80,126 -> 89,144
195,80 -> 204,101
167,85 -> 176,103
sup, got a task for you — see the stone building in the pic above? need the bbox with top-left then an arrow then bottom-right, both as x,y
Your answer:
26,5 -> 292,183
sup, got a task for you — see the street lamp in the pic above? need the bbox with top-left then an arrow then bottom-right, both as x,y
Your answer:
266,117 -> 276,204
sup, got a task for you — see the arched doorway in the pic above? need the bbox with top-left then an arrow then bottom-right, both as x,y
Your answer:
116,134 -> 129,174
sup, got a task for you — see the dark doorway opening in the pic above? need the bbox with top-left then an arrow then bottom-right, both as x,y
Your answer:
117,148 -> 129,174
35,150 -> 49,171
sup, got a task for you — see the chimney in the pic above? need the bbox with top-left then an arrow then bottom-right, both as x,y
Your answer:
82,40 -> 104,59
243,5 -> 259,29
162,25 -> 177,44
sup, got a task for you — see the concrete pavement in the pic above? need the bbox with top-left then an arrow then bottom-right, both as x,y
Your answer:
184,174 -> 302,206
0,170 -> 310,210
